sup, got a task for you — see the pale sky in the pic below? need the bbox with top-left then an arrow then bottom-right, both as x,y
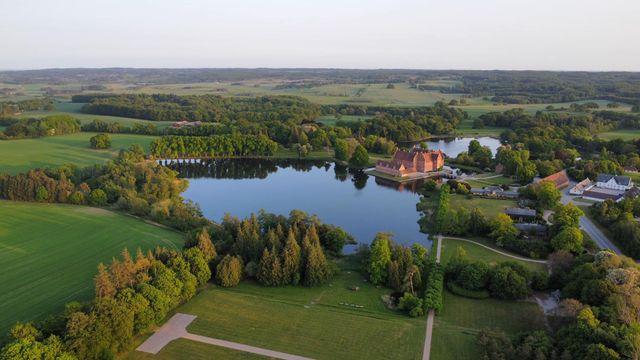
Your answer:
1,0 -> 639,71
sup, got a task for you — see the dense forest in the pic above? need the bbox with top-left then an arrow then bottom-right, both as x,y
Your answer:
150,134 -> 279,158
75,94 -> 322,123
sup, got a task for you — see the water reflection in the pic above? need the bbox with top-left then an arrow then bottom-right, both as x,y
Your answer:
172,159 -> 431,250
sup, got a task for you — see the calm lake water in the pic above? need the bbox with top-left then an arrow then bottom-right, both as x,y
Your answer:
175,159 -> 430,252
417,136 -> 502,157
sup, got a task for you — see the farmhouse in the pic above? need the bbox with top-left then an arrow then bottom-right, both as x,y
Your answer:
596,174 -> 633,191
537,170 -> 570,189
375,148 -> 444,177
569,178 -> 592,195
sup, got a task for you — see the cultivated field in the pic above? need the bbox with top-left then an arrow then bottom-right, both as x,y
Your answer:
127,258 -> 425,360
0,132 -> 157,174
0,201 -> 183,336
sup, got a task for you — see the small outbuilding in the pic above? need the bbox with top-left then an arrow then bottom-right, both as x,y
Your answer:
504,207 -> 537,222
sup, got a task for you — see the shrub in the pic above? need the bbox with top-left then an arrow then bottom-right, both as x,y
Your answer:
398,292 -> 424,317
88,189 -> 108,206
89,133 -> 112,149
447,281 -> 490,299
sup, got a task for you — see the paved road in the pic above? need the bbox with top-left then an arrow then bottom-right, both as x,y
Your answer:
137,313 -> 313,360
560,188 -> 621,254
422,235 -> 442,360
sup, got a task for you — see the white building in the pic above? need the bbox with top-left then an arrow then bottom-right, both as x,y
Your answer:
596,174 -> 633,191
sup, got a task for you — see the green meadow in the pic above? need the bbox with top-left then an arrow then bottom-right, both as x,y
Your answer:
127,258 -> 425,360
431,238 -> 547,359
18,101 -> 175,130
0,201 -> 183,336
0,132 -> 157,174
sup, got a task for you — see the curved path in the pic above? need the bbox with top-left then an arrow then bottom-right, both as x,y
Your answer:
137,313 -> 312,360
444,236 -> 547,264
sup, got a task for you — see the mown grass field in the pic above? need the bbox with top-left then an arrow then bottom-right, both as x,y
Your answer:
126,338 -> 267,360
0,201 -> 183,336
449,193 -> 517,218
0,132 -> 157,174
127,258 -> 425,360
17,101 -> 175,130
431,238 -> 547,359
440,238 -> 546,272
431,291 -> 546,360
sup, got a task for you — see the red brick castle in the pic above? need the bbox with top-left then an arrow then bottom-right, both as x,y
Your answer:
375,148 -> 445,177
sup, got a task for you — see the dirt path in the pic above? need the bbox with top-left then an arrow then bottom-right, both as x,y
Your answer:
445,236 -> 547,264
422,235 -> 442,360
137,313 -> 313,360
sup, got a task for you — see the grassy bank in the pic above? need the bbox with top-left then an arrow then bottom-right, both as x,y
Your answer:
0,201 -> 183,336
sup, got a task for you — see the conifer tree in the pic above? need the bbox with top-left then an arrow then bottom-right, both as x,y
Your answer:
216,255 -> 243,287
282,230 -> 302,285
303,236 -> 330,286
95,263 -> 116,299
195,228 -> 216,261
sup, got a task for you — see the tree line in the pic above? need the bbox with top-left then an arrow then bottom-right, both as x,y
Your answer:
0,115 -> 80,139
149,134 -> 279,158
0,145 -> 208,231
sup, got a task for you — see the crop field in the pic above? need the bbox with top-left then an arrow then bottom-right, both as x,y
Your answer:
0,132 -> 157,174
127,258 -> 425,360
597,129 -> 640,141
110,81 -> 464,106
0,201 -> 183,336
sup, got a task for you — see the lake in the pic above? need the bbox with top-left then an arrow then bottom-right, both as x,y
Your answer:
175,158 -> 431,252
415,136 -> 502,157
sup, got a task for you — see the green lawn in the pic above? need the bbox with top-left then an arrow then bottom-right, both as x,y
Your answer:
127,258 -> 425,360
431,291 -> 546,360
440,238 -> 546,272
0,201 -> 183,336
431,238 -> 547,359
449,194 -> 517,218
126,339 -> 267,360
0,132 -> 157,174
464,174 -> 514,188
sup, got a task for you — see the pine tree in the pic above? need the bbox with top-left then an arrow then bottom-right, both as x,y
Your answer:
282,230 -> 302,285
195,228 -> 216,261
95,263 -> 116,299
121,248 -> 136,287
257,248 -> 274,285
215,255 -> 242,287
303,237 -> 330,286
